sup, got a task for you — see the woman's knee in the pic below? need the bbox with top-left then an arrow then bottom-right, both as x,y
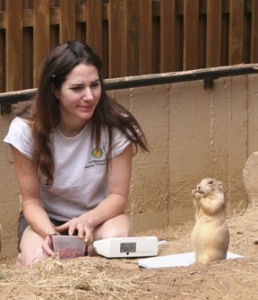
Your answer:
17,227 -> 46,266
95,214 -> 133,240
17,247 -> 46,266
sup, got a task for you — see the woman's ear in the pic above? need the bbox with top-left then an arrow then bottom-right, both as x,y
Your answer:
51,84 -> 59,99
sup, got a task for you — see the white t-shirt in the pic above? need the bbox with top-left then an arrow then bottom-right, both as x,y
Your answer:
3,117 -> 131,221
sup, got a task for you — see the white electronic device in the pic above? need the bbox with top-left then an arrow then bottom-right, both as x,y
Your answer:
93,236 -> 159,258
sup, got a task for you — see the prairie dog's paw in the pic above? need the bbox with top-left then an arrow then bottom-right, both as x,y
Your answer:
192,190 -> 202,200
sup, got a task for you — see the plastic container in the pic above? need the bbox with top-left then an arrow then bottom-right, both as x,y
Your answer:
52,235 -> 86,259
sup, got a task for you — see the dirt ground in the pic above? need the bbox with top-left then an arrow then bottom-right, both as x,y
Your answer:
0,206 -> 258,300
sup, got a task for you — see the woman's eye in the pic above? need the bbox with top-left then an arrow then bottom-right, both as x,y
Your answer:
71,86 -> 83,91
91,82 -> 100,88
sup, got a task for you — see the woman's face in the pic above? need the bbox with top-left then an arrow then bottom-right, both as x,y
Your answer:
56,63 -> 101,130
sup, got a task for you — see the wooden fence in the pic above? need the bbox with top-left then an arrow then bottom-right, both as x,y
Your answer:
0,0 -> 257,93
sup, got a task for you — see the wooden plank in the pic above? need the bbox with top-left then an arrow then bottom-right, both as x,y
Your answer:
152,11 -> 160,73
198,0 -> 207,69
59,0 -> 76,43
24,0 -> 32,9
86,0 -> 102,57
23,28 -> 33,89
198,13 -> 206,69
0,29 -> 5,92
0,0 -> 4,10
23,0 -> 33,89
251,0 -> 258,62
229,0 -> 244,64
108,0 -> 126,77
206,0 -> 222,67
50,2 -> 59,48
50,0 -> 59,7
0,1 -> 5,91
183,0 -> 199,70
33,0 -> 50,86
5,0 -> 23,91
160,0 -> 177,72
139,0 -> 152,75
221,6 -> 229,66
125,0 -> 139,76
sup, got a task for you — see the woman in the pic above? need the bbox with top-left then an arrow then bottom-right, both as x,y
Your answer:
4,40 -> 148,266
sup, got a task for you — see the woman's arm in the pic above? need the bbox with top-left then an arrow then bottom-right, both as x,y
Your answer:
11,146 -> 56,238
83,143 -> 133,226
57,144 -> 133,239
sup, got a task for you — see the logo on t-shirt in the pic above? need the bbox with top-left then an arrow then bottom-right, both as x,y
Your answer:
91,147 -> 104,159
85,147 -> 106,168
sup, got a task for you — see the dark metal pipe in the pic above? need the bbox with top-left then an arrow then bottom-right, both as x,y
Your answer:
0,64 -> 258,105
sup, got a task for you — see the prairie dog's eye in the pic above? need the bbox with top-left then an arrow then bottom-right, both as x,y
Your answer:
208,180 -> 213,184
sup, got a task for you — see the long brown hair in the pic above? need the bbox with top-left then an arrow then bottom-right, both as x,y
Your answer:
25,40 -> 148,186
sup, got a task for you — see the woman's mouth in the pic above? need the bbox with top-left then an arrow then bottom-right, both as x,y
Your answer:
78,105 -> 93,111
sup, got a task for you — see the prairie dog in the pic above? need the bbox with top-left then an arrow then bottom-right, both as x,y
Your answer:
191,178 -> 229,264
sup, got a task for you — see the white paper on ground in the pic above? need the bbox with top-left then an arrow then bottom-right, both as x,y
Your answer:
138,251 -> 243,269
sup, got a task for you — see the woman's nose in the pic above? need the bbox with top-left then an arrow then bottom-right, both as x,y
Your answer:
83,87 -> 94,100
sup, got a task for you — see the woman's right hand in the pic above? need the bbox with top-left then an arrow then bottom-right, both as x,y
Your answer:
42,234 -> 57,257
